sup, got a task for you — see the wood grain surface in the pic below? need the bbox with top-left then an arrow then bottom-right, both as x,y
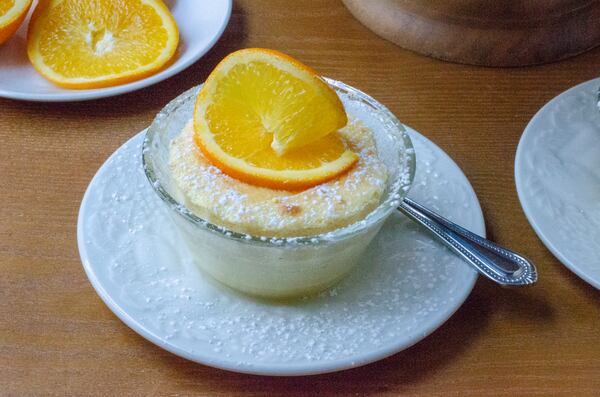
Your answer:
1,1 -> 599,396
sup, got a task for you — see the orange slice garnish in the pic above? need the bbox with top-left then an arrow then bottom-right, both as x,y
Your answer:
0,0 -> 32,45
27,0 -> 179,89
193,48 -> 358,191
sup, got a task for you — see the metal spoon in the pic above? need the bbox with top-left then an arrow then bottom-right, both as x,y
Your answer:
398,198 -> 537,286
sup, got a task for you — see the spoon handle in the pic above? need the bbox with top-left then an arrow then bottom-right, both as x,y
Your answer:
397,198 -> 537,286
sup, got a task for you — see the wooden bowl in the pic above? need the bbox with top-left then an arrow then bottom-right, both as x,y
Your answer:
342,0 -> 600,66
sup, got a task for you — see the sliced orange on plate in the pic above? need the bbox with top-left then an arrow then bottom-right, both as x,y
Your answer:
193,48 -> 358,191
27,0 -> 179,89
0,0 -> 32,45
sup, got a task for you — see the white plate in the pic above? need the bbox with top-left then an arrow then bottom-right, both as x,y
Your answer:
0,0 -> 231,102
515,78 -> 600,289
77,127 -> 483,376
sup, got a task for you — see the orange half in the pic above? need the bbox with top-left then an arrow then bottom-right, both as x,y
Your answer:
0,0 -> 32,45
27,0 -> 179,89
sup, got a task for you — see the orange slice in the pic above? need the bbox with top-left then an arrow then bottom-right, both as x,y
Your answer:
194,48 -> 358,191
0,0 -> 32,45
27,0 -> 179,89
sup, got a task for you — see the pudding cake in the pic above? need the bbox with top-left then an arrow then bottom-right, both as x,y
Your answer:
169,118 -> 387,237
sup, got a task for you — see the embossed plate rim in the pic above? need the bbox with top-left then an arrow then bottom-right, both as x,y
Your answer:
515,77 -> 600,290
77,127 -> 483,376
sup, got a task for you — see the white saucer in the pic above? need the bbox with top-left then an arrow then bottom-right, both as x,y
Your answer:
77,127 -> 483,376
515,78 -> 600,289
0,0 -> 231,102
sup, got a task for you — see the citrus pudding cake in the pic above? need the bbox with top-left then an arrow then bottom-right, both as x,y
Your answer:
143,48 -> 415,298
169,119 -> 387,237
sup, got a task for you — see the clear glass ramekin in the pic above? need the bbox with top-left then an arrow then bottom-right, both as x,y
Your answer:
142,78 -> 416,299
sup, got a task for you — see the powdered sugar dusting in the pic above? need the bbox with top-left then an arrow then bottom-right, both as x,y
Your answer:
169,118 -> 388,237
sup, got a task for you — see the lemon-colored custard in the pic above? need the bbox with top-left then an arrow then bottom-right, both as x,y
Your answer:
169,118 -> 388,237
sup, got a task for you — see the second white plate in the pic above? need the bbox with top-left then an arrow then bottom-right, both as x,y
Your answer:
515,78 -> 600,289
78,127 -> 483,376
0,0 -> 231,102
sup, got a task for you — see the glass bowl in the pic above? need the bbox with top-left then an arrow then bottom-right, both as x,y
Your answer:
142,78 -> 416,299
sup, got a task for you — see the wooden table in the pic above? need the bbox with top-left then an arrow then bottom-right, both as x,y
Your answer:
2,1 -> 599,395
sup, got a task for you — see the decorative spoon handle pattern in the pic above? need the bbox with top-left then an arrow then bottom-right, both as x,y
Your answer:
398,198 -> 537,286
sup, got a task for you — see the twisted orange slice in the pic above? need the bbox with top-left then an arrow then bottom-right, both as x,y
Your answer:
0,0 -> 32,45
194,48 -> 358,191
27,0 -> 179,89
